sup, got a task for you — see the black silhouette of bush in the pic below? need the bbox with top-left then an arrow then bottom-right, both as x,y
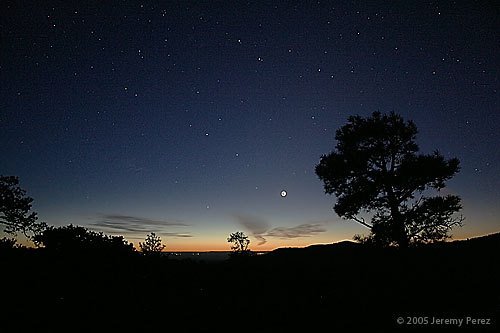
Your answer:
0,237 -> 18,250
34,224 -> 135,255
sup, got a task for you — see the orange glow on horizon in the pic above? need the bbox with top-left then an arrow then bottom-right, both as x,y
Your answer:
132,241 -> 283,252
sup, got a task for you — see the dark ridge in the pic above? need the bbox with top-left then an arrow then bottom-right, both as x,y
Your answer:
1,232 -> 498,332
266,232 -> 500,257
448,232 -> 500,246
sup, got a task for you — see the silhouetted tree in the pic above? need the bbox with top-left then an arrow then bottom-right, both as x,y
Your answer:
0,175 -> 46,241
315,112 -> 463,247
34,224 -> 135,255
227,231 -> 251,255
139,232 -> 165,255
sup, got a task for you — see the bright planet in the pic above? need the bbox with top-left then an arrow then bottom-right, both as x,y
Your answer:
280,190 -> 287,197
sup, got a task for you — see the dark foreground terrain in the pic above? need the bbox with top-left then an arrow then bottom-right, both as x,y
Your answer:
2,234 -> 499,332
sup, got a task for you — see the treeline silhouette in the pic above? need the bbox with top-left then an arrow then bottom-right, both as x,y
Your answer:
33,224 -> 135,255
1,230 -> 499,332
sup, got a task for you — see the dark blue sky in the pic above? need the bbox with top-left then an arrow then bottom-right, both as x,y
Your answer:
1,1 -> 498,250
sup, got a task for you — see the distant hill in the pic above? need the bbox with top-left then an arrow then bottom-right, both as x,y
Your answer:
264,232 -> 500,259
267,240 -> 360,256
448,231 -> 500,246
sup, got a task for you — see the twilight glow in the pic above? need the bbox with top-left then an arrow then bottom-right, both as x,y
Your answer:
1,1 -> 499,250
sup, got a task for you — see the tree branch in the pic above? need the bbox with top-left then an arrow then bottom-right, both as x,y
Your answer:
407,196 -> 424,214
407,214 -> 464,239
397,185 -> 421,205
350,215 -> 373,229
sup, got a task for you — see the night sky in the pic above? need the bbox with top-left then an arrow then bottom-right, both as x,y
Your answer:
1,1 -> 498,250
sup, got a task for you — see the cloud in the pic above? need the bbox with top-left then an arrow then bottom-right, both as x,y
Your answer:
233,214 -> 269,245
100,214 -> 188,226
234,214 -> 327,245
265,224 -> 326,239
90,214 -> 191,238
160,232 -> 192,238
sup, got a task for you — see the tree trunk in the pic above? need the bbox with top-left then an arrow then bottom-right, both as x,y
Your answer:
391,210 -> 408,248
387,188 -> 409,248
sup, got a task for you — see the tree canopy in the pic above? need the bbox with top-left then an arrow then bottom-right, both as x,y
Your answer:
315,112 -> 463,247
34,224 -> 135,255
0,175 -> 46,240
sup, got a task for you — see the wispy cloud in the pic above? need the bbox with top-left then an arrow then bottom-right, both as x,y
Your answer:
234,214 -> 269,245
234,214 -> 327,245
90,214 -> 191,238
265,224 -> 326,239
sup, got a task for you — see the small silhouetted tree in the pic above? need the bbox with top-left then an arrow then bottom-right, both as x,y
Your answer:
315,112 -> 463,247
227,231 -> 251,255
0,175 -> 47,241
139,232 -> 165,255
